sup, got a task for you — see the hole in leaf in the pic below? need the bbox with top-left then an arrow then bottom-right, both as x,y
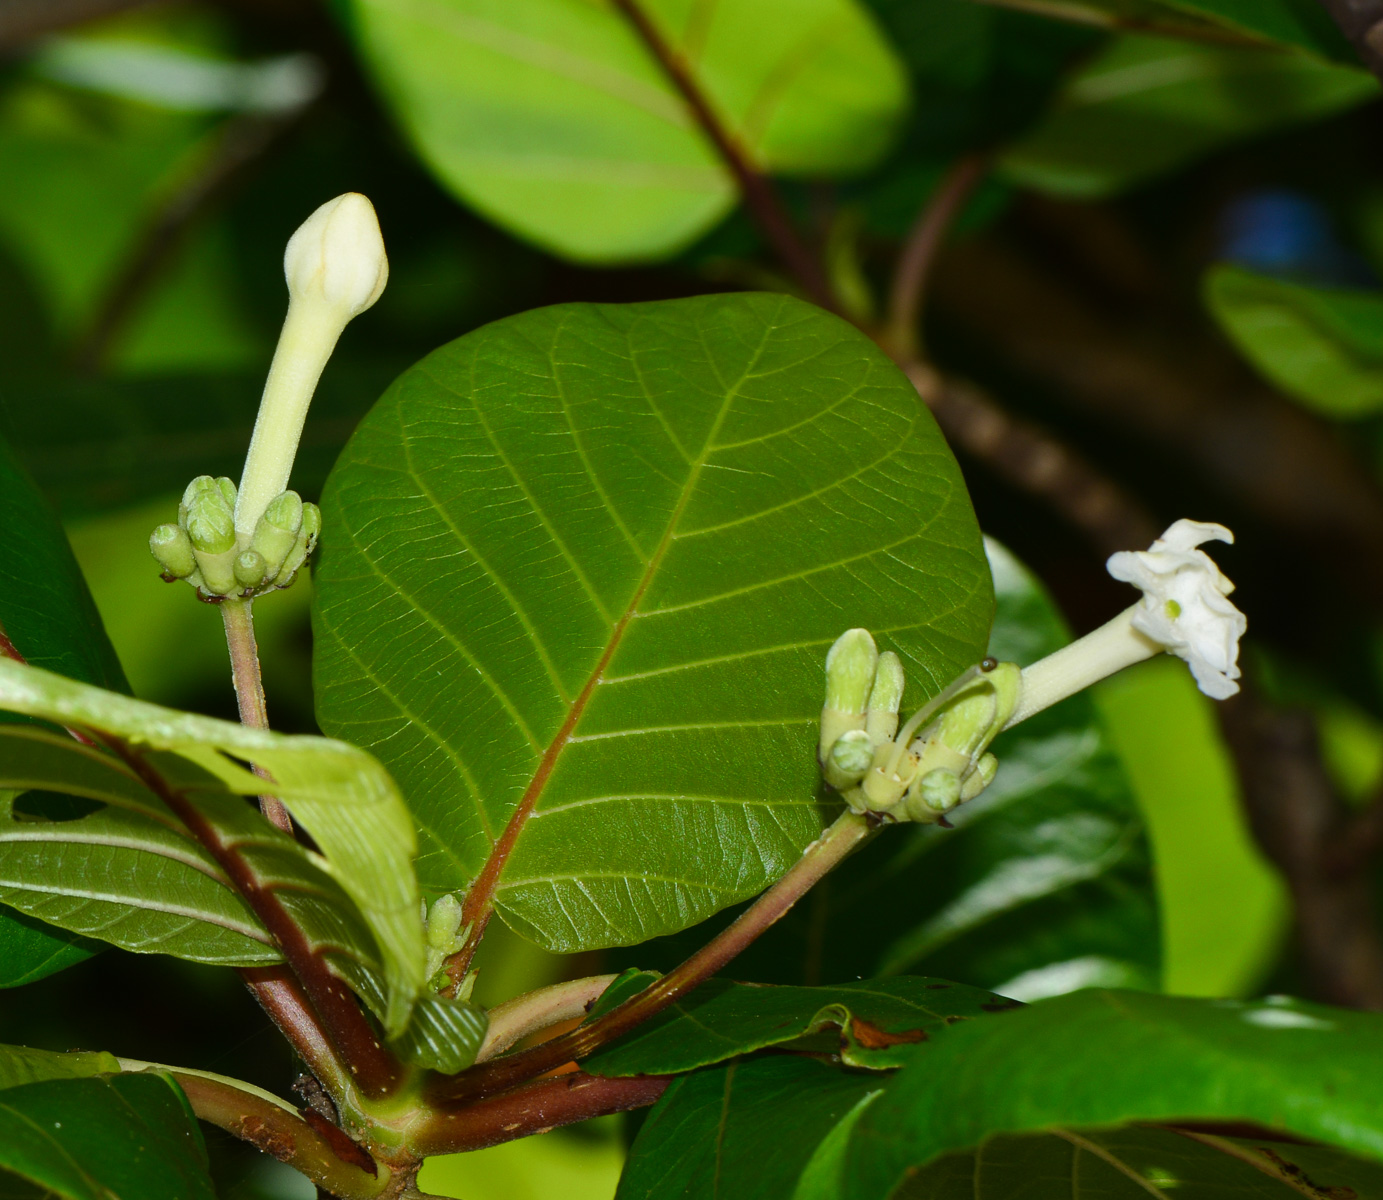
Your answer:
11,790 -> 105,822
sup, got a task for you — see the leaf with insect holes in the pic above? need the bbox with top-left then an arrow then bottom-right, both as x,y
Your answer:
313,292 -> 993,957
0,658 -> 425,1037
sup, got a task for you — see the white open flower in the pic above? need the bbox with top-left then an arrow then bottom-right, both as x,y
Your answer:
1005,518 -> 1246,728
1106,519 -> 1246,700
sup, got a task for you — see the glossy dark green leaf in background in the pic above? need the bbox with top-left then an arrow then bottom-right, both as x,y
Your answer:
0,1044 -> 119,1092
891,1125 -> 1383,1200
587,975 -> 1011,1076
1205,264 -> 1383,418
623,539 -> 1158,998
343,0 -> 910,261
313,293 -> 992,955
844,990 -> 1383,1200
618,1055 -> 883,1200
0,1072 -> 214,1200
1001,35 -> 1378,198
0,434 -> 127,987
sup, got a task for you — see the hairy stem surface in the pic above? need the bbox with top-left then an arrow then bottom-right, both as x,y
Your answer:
221,598 -> 293,833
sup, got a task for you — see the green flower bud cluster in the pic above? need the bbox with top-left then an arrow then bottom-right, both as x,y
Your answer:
149,476 -> 321,601
818,628 -> 1020,825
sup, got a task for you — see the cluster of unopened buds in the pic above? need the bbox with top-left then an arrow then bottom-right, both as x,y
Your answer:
818,519 -> 1249,824
818,631 -> 1019,825
150,479 -> 320,601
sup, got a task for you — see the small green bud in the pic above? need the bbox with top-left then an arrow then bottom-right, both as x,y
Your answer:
216,476 -> 237,507
824,729 -> 874,790
820,629 -> 878,761
918,768 -> 961,813
933,662 -> 1021,758
423,894 -> 467,981
179,475 -> 217,525
184,486 -> 237,594
149,523 -> 196,579
960,752 -> 998,802
273,509 -> 319,587
861,744 -> 920,813
865,651 -> 905,744
252,490 -> 303,580
233,550 -> 268,590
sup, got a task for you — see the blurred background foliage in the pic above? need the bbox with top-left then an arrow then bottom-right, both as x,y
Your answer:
9,0 -> 1383,1193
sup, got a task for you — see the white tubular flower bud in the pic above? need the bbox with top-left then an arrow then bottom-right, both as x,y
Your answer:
1007,519 -> 1246,728
235,193 -> 388,542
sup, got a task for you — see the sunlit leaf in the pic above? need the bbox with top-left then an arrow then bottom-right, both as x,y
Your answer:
0,1044 -> 120,1092
313,292 -> 992,955
344,0 -> 910,261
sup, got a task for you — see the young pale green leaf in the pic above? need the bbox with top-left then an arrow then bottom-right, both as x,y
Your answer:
0,435 -> 129,986
313,293 -> 992,955
970,0 -> 1355,61
0,662 -> 424,1036
1001,35 -> 1378,199
0,1044 -> 120,1092
843,990 -> 1383,1200
393,994 -> 489,1074
0,1073 -> 214,1200
1205,264 -> 1383,418
586,976 -> 1012,1076
344,0 -> 909,261
619,1055 -> 882,1200
621,538 -> 1158,998
887,1126 -> 1383,1200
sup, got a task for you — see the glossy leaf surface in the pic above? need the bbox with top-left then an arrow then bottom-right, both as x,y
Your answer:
1206,264 -> 1383,418
588,975 -> 1010,1075
0,1044 -> 120,1092
891,1126 -> 1383,1199
313,292 -> 992,955
0,435 -> 127,986
345,0 -> 909,261
845,990 -> 1383,1199
0,658 -> 424,1036
618,1055 -> 882,1200
0,1073 -> 213,1200
622,538 -> 1158,998
1001,35 -> 1377,198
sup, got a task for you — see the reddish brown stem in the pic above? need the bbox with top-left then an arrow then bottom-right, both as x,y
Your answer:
414,1072 -> 670,1157
885,155 -> 989,360
239,967 -> 354,1096
431,812 -> 869,1106
610,0 -> 838,313
221,599 -> 294,834
103,739 -> 406,1097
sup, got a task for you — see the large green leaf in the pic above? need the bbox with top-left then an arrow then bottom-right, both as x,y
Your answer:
1205,264 -> 1383,418
312,292 -> 992,956
1000,35 -> 1378,199
587,975 -> 1010,1076
890,1126 -> 1383,1200
343,0 -> 909,262
0,657 -> 425,1037
0,1045 -> 120,1092
0,432 -> 127,987
620,538 -> 1157,997
843,990 -> 1383,1200
970,0 -> 1355,61
618,1055 -> 882,1200
0,1073 -> 213,1200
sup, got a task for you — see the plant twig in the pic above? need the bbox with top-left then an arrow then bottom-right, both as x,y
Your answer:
884,155 -> 988,360
239,966 -> 354,1097
609,0 -> 838,313
476,974 -> 618,1063
157,1067 -> 390,1200
413,1071 -> 670,1157
102,739 -> 407,1097
430,811 -> 871,1105
220,598 -> 293,833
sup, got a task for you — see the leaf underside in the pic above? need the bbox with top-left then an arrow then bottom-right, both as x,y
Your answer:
313,292 -> 992,956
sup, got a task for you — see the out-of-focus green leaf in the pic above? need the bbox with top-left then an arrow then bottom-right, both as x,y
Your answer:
0,434 -> 126,986
1205,264 -> 1383,418
417,1123 -> 626,1199
587,976 -> 1011,1076
344,0 -> 910,262
1095,657 -> 1286,998
1001,35 -> 1378,199
0,657 -> 425,1036
0,1044 -> 120,1092
619,1055 -> 882,1200
0,1072 -> 213,1200
633,538 -> 1157,998
843,991 -> 1383,1200
313,293 -> 992,956
972,0 -> 1355,61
